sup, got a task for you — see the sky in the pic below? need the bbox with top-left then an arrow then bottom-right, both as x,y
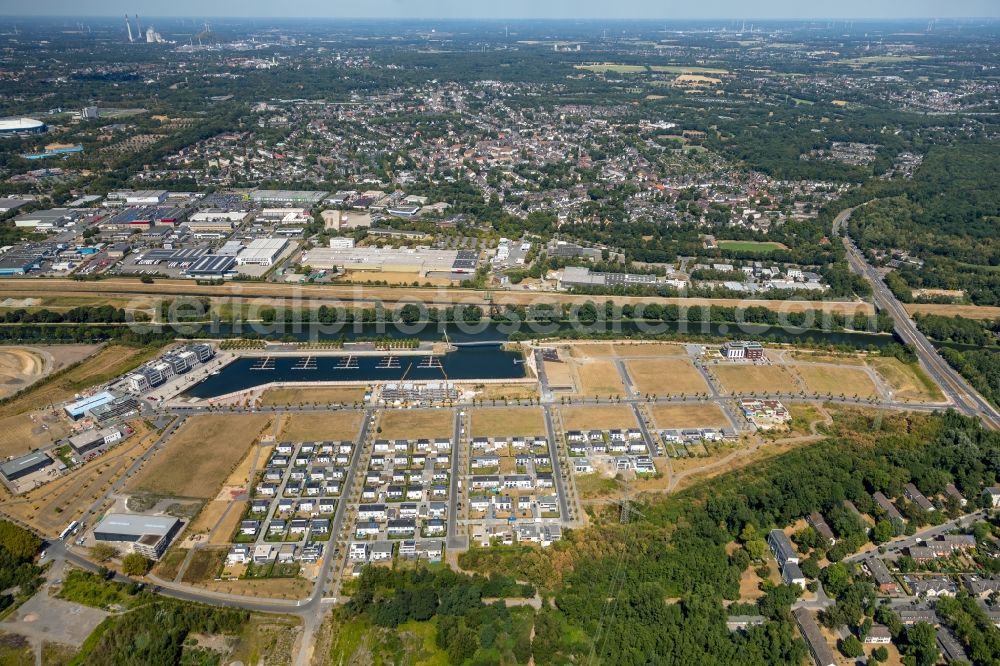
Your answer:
4,0 -> 999,19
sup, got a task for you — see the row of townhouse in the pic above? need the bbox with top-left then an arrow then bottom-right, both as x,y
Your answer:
660,428 -> 738,444
373,438 -> 452,453
228,541 -> 325,566
240,517 -> 331,539
348,539 -> 444,564
370,451 -> 450,469
469,494 -> 559,514
471,452 -> 551,469
471,436 -> 549,453
472,523 -> 562,548
565,429 -> 643,444
249,497 -> 337,517
469,473 -> 556,491
767,529 -> 806,588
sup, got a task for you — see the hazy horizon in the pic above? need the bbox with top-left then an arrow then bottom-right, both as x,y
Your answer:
2,0 -> 998,20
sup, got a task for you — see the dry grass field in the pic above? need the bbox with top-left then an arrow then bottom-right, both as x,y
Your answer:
341,270 -> 457,286
128,414 -> 270,499
261,386 -> 366,406
649,403 -> 730,429
185,501 -> 229,538
0,410 -> 70,459
869,358 -> 945,402
793,366 -> 879,399
626,359 -> 708,395
379,409 -> 453,439
712,364 -> 797,395
574,360 -> 625,397
567,343 -> 615,358
192,576 -> 312,600
560,405 -> 637,430
611,343 -> 687,357
279,412 -> 363,441
907,303 -> 1000,320
210,502 -> 247,545
464,382 -> 539,401
785,350 -> 866,366
4,419 -> 159,536
470,408 -> 545,437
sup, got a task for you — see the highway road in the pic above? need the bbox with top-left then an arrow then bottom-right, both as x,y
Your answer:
834,206 -> 1000,430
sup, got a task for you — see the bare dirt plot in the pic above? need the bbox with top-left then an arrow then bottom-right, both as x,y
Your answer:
0,348 -> 46,400
261,386 -> 366,406
626,359 -> 709,395
649,403 -> 730,429
279,412 -> 363,442
470,408 -> 545,438
543,359 -> 574,390
560,405 -> 637,430
379,409 -> 453,439
712,364 -> 797,395
341,270 -> 457,286
4,420 -> 159,536
574,360 -> 625,397
793,365 -> 878,399
128,414 -> 270,499
870,358 -> 946,403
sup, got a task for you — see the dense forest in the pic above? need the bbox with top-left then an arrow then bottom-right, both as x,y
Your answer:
847,142 -> 1000,305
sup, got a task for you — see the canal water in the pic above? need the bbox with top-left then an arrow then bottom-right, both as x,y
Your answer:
184,345 -> 527,399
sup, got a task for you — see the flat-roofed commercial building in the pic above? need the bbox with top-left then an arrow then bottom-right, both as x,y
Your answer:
93,513 -> 181,559
237,238 -> 288,266
302,246 -> 470,276
0,451 -> 52,482
183,254 -> 237,279
64,391 -> 116,419
250,190 -> 327,207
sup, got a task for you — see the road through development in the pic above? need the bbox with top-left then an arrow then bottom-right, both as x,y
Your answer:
835,206 -> 1000,430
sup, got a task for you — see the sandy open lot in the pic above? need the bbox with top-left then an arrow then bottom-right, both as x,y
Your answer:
128,414 -> 270,499
793,365 -> 878,398
649,403 -> 731,429
379,409 -> 453,439
464,382 -> 539,401
470,408 -> 546,438
626,359 -> 709,395
279,412 -> 363,441
712,364 -> 797,395
560,405 -> 637,430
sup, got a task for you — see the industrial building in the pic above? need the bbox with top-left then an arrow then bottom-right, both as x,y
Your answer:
0,117 -> 47,136
558,266 -> 660,290
302,246 -> 475,276
68,426 -> 123,456
0,451 -> 53,482
183,254 -> 237,279
64,391 -> 117,419
236,238 -> 288,266
249,190 -> 327,207
90,396 -> 141,424
11,208 -> 77,231
93,512 -> 182,559
105,190 -> 167,206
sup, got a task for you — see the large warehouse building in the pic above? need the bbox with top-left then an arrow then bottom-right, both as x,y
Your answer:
0,118 -> 47,136
93,513 -> 182,559
302,246 -> 477,276
0,451 -> 53,483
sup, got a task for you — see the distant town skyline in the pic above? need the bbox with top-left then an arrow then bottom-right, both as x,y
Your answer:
3,0 -> 1000,19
